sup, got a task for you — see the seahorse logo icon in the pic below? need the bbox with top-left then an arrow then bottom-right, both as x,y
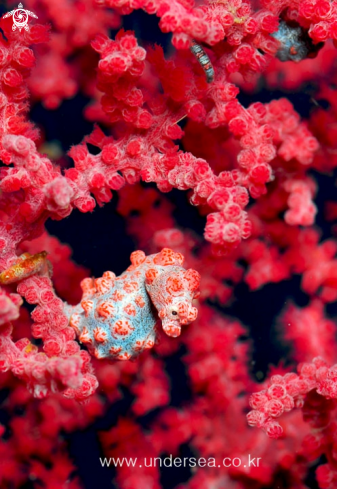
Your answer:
2,3 -> 38,32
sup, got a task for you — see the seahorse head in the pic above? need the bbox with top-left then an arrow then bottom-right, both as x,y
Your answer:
145,265 -> 200,338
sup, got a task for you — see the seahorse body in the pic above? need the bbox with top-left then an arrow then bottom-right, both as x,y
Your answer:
67,248 -> 200,360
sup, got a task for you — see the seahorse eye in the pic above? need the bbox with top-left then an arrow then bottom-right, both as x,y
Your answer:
172,310 -> 178,316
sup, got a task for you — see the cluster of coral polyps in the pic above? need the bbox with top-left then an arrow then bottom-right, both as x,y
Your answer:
2,0 -> 337,487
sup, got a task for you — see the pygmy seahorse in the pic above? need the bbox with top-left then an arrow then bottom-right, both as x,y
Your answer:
67,248 -> 200,360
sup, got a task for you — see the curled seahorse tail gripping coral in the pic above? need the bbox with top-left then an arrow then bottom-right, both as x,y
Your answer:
67,248 -> 200,360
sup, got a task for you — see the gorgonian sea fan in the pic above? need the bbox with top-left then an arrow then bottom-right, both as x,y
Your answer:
0,0 -> 336,487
